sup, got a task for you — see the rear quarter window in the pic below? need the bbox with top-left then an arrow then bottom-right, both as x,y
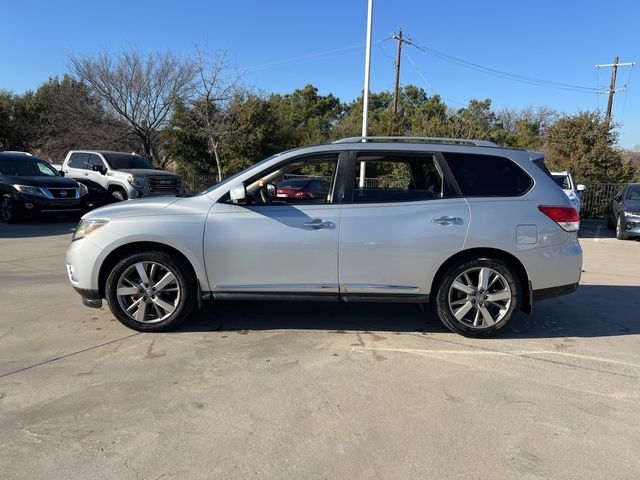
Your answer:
444,153 -> 533,197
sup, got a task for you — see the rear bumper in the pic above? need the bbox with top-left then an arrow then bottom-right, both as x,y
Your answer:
514,241 -> 583,292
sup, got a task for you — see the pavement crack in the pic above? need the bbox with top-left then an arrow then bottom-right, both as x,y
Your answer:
0,333 -> 142,379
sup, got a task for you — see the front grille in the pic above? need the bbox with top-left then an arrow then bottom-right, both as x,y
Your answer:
148,176 -> 181,194
46,188 -> 78,199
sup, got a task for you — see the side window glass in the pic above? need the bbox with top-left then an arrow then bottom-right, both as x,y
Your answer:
353,154 -> 444,203
68,153 -> 90,169
240,155 -> 338,206
444,153 -> 533,197
88,154 -> 105,170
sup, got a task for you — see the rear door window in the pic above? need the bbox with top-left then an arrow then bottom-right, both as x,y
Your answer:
68,153 -> 90,169
444,153 -> 533,197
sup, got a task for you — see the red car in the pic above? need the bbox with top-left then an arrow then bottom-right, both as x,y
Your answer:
276,178 -> 330,201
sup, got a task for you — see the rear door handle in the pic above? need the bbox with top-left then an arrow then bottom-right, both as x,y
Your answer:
432,216 -> 464,226
304,219 -> 335,230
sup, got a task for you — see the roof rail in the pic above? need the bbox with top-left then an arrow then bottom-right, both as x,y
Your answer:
332,136 -> 498,147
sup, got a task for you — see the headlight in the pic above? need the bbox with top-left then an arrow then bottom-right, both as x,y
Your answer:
14,185 -> 46,197
625,211 -> 640,220
72,218 -> 109,241
78,183 -> 89,196
127,175 -> 143,186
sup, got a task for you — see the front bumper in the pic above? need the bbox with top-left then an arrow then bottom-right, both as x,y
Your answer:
15,192 -> 85,214
66,236 -> 106,305
621,216 -> 640,237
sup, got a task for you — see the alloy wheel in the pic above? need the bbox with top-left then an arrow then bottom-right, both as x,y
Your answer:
447,267 -> 512,329
115,261 -> 181,324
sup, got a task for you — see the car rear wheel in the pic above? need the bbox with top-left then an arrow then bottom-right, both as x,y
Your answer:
1,196 -> 18,223
435,258 -> 521,337
616,215 -> 630,240
105,251 -> 196,332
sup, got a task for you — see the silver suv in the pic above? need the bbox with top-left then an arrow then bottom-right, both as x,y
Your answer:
66,137 -> 582,337
62,150 -> 183,201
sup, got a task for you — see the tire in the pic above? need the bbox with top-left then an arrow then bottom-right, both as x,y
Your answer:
435,257 -> 521,338
616,215 -> 630,240
1,195 -> 19,223
111,190 -> 127,201
105,251 -> 196,332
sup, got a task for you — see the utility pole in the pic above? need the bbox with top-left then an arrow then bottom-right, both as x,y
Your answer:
391,28 -> 413,114
595,57 -> 635,121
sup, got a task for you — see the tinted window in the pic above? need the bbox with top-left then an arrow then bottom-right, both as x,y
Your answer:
353,154 -> 446,203
444,153 -> 533,197
88,154 -> 105,169
103,153 -> 154,170
627,185 -> 640,201
552,174 -> 570,190
68,152 -> 90,169
0,157 -> 60,177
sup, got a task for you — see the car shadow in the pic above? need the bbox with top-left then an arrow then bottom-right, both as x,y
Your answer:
177,284 -> 640,339
579,219 -> 615,239
0,217 -> 77,239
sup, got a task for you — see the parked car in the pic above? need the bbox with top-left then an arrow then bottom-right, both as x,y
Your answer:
0,151 -> 88,222
607,183 -> 640,240
66,136 -> 582,337
276,178 -> 331,200
551,171 -> 585,214
61,150 -> 184,202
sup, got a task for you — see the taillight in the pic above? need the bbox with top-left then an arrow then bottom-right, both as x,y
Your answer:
538,206 -> 580,232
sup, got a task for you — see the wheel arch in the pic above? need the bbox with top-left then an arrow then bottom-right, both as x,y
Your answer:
98,241 -> 199,298
429,247 -> 532,314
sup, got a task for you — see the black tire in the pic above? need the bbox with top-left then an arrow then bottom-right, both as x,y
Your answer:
105,251 -> 196,332
616,215 -> 630,240
111,190 -> 127,201
1,195 -> 19,223
435,257 -> 521,338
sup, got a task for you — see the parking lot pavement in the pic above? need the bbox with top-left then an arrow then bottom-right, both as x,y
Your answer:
1,219 -> 639,479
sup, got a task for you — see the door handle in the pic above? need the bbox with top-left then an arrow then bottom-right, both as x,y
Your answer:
83,172 -> 89,176
304,219 -> 335,230
432,216 -> 464,226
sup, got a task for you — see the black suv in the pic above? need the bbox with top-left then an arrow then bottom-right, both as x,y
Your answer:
0,152 -> 88,222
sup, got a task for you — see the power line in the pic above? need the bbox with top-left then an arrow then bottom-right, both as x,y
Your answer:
408,39 -> 606,94
243,40 -> 384,72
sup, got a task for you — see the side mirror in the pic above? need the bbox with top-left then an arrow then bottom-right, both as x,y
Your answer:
614,195 -> 622,202
267,183 -> 276,197
576,184 -> 586,192
230,184 -> 247,204
59,170 -> 65,177
91,165 -> 106,175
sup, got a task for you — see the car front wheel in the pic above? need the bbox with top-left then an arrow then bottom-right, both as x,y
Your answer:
435,258 -> 521,337
1,195 -> 18,223
616,215 -> 630,240
105,251 -> 196,332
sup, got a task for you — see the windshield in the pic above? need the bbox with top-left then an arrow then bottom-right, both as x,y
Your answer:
196,154 -> 281,195
552,174 -> 570,190
0,157 -> 60,177
104,153 -> 154,170
627,185 -> 640,201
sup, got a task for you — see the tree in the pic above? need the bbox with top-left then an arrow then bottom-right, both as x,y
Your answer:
188,49 -> 240,181
544,111 -> 634,183
69,49 -> 195,167
33,76 -> 135,161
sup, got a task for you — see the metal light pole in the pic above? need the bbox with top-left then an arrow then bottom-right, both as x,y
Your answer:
359,0 -> 373,188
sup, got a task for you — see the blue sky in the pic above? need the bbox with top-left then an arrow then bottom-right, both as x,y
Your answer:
1,0 -> 638,147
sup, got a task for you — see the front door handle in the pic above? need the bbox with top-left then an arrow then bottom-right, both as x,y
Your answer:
304,219 -> 335,230
432,216 -> 464,226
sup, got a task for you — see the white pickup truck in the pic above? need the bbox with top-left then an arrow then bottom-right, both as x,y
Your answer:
551,171 -> 586,214
62,150 -> 184,201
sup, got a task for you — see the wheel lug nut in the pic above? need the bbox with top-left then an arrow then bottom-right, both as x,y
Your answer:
484,295 -> 488,300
